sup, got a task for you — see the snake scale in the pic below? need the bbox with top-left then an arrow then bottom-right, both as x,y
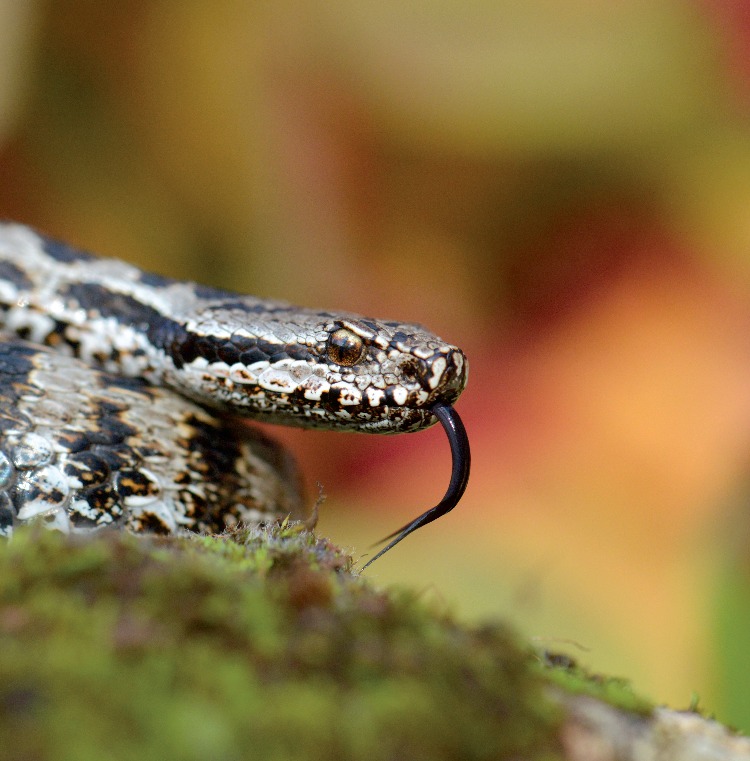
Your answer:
0,222 -> 469,566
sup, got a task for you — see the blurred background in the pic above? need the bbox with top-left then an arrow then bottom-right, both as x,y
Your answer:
1,0 -> 750,729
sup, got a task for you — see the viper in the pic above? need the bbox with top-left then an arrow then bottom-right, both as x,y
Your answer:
0,222 -> 469,567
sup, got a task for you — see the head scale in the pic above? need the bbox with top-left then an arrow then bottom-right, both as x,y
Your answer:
164,303 -> 467,434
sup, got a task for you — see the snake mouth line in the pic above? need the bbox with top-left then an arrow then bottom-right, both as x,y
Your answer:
361,402 -> 471,569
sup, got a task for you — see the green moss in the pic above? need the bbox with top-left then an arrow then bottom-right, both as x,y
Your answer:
532,651 -> 653,714
712,557 -> 750,733
0,525 -> 562,761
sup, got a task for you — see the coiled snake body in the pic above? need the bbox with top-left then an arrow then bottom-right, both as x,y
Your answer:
0,222 -> 469,565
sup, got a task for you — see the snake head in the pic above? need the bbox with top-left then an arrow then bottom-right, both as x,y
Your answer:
301,317 -> 468,432
166,304 -> 467,433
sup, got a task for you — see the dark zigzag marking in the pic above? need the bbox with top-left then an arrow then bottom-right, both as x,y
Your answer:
41,234 -> 96,263
0,261 -> 32,290
58,282 -> 314,369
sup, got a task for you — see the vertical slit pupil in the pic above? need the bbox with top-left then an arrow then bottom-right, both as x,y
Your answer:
328,329 -> 363,366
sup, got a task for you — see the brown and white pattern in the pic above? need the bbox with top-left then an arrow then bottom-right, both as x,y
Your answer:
0,223 -> 468,542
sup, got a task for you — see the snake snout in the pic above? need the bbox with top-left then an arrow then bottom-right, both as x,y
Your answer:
418,348 -> 467,405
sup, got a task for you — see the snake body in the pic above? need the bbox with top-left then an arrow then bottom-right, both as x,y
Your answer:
0,222 -> 469,560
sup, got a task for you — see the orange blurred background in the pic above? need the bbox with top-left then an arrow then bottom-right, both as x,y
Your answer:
1,0 -> 750,729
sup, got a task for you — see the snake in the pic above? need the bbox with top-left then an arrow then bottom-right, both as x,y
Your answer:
0,221 -> 469,566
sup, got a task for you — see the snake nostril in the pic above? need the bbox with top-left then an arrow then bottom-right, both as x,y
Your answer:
400,359 -> 421,383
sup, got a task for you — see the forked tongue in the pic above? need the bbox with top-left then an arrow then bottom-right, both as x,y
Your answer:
361,402 -> 470,570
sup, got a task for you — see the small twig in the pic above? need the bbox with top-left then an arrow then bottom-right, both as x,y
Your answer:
302,482 -> 326,531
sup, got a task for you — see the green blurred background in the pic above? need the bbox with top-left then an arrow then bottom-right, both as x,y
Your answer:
1,0 -> 750,730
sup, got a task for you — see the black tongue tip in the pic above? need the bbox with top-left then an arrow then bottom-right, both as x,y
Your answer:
361,402 -> 471,570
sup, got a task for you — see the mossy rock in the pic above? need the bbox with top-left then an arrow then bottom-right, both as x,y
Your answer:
0,523 -> 570,761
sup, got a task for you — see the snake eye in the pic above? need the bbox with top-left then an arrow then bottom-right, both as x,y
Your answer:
327,328 -> 365,366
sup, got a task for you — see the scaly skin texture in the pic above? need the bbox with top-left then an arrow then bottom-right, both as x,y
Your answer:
0,339 -> 302,538
0,222 -> 468,554
0,223 -> 468,433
